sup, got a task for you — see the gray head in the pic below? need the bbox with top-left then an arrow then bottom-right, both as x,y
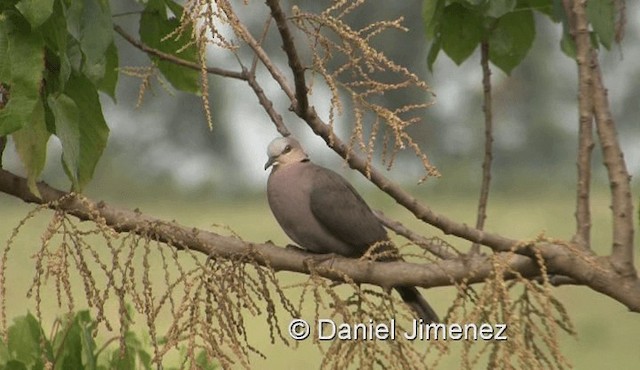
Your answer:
264,137 -> 309,170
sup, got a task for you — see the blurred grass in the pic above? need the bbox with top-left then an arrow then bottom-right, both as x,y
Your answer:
1,181 -> 639,369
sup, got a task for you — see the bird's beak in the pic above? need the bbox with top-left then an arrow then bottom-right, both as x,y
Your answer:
264,156 -> 277,170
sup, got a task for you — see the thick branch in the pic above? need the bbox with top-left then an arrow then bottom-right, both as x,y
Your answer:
0,169 -> 532,290
2,169 -> 640,312
471,41 -> 494,254
568,0 -> 635,274
591,59 -> 635,275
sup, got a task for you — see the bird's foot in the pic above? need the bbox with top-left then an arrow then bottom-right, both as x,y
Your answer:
285,244 -> 307,252
302,253 -> 339,271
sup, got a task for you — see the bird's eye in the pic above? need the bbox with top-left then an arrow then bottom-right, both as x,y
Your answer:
283,145 -> 292,153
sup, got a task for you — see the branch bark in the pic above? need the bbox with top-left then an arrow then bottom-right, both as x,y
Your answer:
2,168 -> 640,312
566,0 -> 594,249
567,0 -> 635,274
471,41 -> 494,254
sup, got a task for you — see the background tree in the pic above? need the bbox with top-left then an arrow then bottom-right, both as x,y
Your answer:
0,0 -> 638,369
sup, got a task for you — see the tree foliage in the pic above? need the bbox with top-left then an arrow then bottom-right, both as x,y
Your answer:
424,0 -> 619,72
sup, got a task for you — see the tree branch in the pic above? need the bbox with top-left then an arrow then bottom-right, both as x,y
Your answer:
113,24 -> 246,81
565,0 -> 594,249
218,0 -> 296,102
471,41 -> 494,255
568,0 -> 635,274
264,0 -> 309,115
2,168 -> 639,312
374,211 -> 458,260
0,169 -> 532,290
591,59 -> 635,275
114,23 -> 289,136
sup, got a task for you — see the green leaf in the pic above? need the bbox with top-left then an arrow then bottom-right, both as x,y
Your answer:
560,30 -> 576,59
61,0 -> 114,84
81,0 -> 113,83
488,9 -> 535,74
422,0 -> 445,40
40,0 -> 71,91
140,0 -> 200,93
98,41 -> 119,101
78,312 -> 98,370
440,3 -> 482,65
0,16 -> 44,136
62,74 -> 109,191
427,37 -> 441,71
586,0 -> 614,49
4,360 -> 29,370
57,318 -> 83,370
527,0 -> 554,18
195,350 -> 217,370
16,0 -> 54,28
486,0 -> 516,18
11,98 -> 49,197
7,314 -> 46,366
48,93 -> 80,188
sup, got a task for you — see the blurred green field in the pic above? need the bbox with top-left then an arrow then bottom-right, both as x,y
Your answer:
1,182 -> 639,369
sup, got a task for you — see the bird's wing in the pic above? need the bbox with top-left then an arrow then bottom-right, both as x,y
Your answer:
308,165 -> 388,256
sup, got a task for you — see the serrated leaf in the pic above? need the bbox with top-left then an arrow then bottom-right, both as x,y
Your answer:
440,3 -> 482,65
12,98 -> 49,197
488,9 -> 535,74
140,0 -> 200,93
586,0 -> 614,49
16,0 -> 54,28
48,93 -> 80,188
422,0 -> 444,40
0,17 -> 44,136
62,74 -> 109,191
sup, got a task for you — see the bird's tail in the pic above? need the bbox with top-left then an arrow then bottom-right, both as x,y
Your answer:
395,286 -> 439,323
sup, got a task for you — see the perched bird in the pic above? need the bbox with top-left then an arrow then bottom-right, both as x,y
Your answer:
265,136 -> 439,322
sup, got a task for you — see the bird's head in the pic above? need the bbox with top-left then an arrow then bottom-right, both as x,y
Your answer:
264,137 -> 309,170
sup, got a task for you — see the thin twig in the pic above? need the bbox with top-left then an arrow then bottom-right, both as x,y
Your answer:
243,67 -> 290,136
265,0 -> 309,115
374,211 -> 458,260
113,24 -> 246,81
252,16 -> 273,75
218,0 -> 296,102
471,42 -> 494,255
